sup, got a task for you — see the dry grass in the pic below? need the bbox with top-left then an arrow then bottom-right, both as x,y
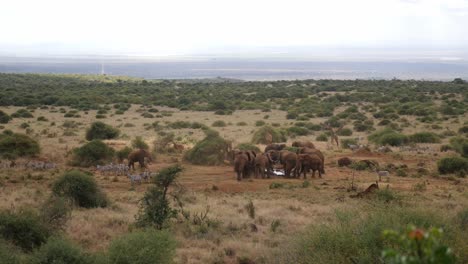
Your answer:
0,105 -> 467,263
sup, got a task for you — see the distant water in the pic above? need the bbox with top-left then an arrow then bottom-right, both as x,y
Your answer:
1,57 -> 467,80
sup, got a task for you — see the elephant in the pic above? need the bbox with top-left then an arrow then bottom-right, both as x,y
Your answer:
264,143 -> 286,153
254,152 -> 274,179
128,149 -> 153,170
243,150 -> 257,178
292,141 -> 316,149
269,150 -> 297,178
296,153 -> 323,179
234,152 -> 250,181
297,147 -> 325,174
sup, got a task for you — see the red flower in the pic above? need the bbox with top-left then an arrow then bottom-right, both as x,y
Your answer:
409,229 -> 424,240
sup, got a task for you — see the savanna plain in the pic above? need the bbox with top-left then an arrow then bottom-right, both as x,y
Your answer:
0,74 -> 467,264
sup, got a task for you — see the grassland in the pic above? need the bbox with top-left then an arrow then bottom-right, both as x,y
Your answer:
0,74 -> 467,263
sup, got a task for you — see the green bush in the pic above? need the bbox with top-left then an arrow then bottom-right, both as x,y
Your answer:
40,196 -> 72,231
255,120 -> 266,127
287,126 -> 309,136
369,129 -> 408,146
437,157 -> 468,175
236,121 -> 248,126
136,165 -> 182,229
108,229 -> 176,264
0,132 -> 40,159
0,210 -> 51,251
184,130 -> 230,165
31,237 -> 91,264
409,132 -> 440,143
449,137 -> 468,157
459,125 -> 468,134
341,138 -> 358,149
70,140 -> 115,167
85,122 -> 120,141
337,128 -> 353,136
276,205 -> 467,263
11,109 -> 33,118
236,143 -> 260,152
251,126 -> 287,144
116,146 -> 133,162
131,136 -> 149,150
52,170 -> 108,208
382,226 -> 455,264
0,111 -> 11,124
212,120 -> 226,127
0,239 -> 22,264
316,134 -> 328,142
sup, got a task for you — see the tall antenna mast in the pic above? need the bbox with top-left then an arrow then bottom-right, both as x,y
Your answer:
100,63 -> 105,75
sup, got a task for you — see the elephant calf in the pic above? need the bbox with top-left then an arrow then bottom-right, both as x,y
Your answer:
296,153 -> 323,179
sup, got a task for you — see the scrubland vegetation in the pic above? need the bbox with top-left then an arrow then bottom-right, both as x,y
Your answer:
0,73 -> 467,263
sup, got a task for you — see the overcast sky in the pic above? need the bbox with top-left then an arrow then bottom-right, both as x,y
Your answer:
1,0 -> 467,57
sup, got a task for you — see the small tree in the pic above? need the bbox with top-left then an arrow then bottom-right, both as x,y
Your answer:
52,170 -> 108,208
70,140 -> 115,167
131,136 -> 149,150
0,132 -> 40,159
135,165 -> 183,229
0,110 -> 11,124
85,122 -> 119,141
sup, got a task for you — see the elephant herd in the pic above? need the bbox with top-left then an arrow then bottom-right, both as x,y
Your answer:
233,141 -> 325,181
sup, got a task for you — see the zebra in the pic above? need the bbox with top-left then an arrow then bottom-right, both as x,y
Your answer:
127,173 -> 142,185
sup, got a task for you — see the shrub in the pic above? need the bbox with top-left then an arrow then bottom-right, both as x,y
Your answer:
70,140 -> 115,167
409,132 -> 440,143
255,120 -> 266,126
131,136 -> 149,150
276,206 -> 465,264
31,237 -> 91,264
184,130 -> 230,165
382,226 -> 455,264
341,138 -> 358,149
20,122 -> 29,129
108,229 -> 176,264
236,121 -> 247,126
437,156 -> 468,175
251,126 -> 287,144
116,146 -> 133,162
459,125 -> 468,134
369,129 -> 408,146
136,165 -> 182,229
0,132 -> 40,159
287,126 -> 309,136
449,137 -> 468,157
286,112 -> 298,120
0,210 -> 51,251
236,143 -> 261,152
212,120 -> 226,127
37,116 -> 48,122
337,128 -> 353,136
11,109 -> 33,118
0,111 -> 11,124
316,134 -> 328,141
40,196 -> 72,231
85,122 -> 120,141
0,239 -> 22,264
52,170 -> 108,208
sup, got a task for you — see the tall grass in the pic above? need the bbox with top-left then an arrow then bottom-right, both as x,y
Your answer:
272,204 -> 468,264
